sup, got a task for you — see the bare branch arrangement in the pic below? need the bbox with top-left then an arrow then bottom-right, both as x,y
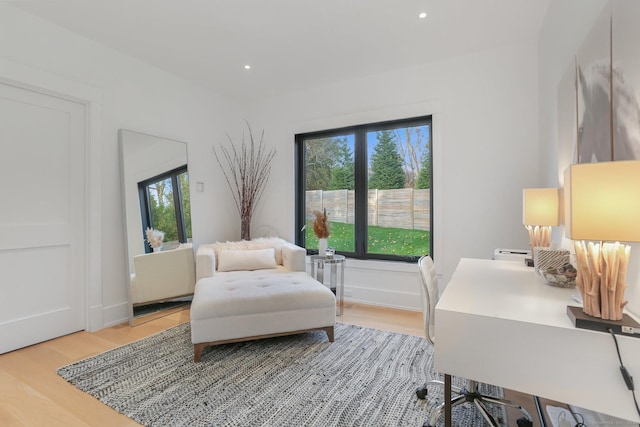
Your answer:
213,121 -> 276,240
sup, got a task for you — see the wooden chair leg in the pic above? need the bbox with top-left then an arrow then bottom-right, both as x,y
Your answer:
325,326 -> 334,342
194,344 -> 206,362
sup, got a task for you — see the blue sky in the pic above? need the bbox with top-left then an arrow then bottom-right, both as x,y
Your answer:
338,125 -> 431,167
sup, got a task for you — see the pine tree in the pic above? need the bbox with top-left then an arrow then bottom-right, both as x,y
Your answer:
328,137 -> 354,190
415,150 -> 431,189
368,130 -> 405,189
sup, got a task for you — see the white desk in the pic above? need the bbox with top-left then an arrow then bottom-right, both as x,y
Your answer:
434,258 -> 640,423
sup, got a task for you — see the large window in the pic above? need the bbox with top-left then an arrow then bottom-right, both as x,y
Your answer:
295,116 -> 432,262
138,166 -> 192,253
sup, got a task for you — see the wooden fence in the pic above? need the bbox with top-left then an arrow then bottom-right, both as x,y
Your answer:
306,188 -> 430,231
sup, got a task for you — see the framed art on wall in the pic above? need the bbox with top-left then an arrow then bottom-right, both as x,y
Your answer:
562,0 -> 640,165
576,1 -> 612,163
611,0 -> 640,161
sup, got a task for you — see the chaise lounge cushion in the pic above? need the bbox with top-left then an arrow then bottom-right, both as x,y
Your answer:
195,237 -> 305,281
217,248 -> 277,272
190,269 -> 336,344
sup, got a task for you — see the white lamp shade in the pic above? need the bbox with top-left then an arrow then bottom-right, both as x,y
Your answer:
564,160 -> 640,242
522,188 -> 560,226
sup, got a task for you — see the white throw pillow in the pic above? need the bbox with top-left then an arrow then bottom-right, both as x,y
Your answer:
217,248 -> 277,272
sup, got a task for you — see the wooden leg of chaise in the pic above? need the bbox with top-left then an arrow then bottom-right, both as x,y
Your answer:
325,326 -> 334,342
194,344 -> 206,362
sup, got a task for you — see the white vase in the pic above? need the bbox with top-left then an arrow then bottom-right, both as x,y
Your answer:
318,238 -> 328,256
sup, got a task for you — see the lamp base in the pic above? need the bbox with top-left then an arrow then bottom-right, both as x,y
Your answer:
567,305 -> 640,337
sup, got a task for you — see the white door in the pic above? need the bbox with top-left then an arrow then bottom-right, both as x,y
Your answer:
0,82 -> 86,353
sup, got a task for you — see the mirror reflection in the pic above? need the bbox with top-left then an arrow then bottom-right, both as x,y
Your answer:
119,129 -> 195,325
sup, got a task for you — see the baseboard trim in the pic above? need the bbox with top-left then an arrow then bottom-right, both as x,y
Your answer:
101,302 -> 130,328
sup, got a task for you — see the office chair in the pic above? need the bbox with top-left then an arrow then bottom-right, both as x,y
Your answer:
415,255 -> 534,427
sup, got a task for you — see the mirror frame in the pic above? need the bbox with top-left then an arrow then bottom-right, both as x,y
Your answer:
118,129 -> 193,326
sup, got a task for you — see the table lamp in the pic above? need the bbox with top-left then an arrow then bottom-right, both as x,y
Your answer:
564,160 -> 640,322
522,188 -> 560,255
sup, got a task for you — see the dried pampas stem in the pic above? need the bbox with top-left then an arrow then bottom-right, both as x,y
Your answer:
312,208 -> 330,239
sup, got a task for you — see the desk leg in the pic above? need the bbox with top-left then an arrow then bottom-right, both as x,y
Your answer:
444,374 -> 452,427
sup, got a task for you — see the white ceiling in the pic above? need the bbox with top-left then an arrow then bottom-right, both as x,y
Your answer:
8,0 -> 550,102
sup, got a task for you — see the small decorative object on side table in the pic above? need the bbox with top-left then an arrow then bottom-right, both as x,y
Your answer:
310,254 -> 345,316
312,208 -> 330,255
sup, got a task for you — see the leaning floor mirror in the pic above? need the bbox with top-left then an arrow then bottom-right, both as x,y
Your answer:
119,129 -> 195,326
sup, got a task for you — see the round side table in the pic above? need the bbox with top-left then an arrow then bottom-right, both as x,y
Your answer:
310,254 -> 345,316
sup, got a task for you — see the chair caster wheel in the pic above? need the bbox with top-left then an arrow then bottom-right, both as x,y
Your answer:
415,387 -> 428,400
516,417 -> 533,427
422,422 -> 434,427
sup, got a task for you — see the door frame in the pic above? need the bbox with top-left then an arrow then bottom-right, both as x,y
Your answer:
0,57 -> 104,331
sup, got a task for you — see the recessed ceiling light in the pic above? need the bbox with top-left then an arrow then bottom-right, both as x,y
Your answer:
418,12 -> 427,19
244,65 -> 251,70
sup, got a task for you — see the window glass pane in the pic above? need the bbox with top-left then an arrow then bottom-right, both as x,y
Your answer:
296,116 -> 432,262
304,135 -> 355,253
147,177 -> 179,243
366,125 -> 431,257
179,171 -> 192,241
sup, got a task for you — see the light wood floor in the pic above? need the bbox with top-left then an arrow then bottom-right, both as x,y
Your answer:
0,303 -> 562,426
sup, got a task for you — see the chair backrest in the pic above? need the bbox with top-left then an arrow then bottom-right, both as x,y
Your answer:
417,255 -> 438,345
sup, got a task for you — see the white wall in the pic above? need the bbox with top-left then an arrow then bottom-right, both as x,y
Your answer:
0,4 -> 245,327
537,0 -> 609,188
0,3 -> 556,319
245,40 -> 540,308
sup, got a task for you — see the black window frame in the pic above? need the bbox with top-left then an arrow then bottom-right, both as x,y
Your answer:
138,165 -> 189,253
295,115 -> 433,262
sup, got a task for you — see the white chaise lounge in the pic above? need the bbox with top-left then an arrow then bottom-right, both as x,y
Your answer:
190,238 -> 336,362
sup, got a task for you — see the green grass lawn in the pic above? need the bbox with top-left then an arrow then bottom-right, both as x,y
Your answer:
306,221 -> 430,257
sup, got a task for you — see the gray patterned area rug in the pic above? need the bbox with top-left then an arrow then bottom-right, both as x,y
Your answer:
57,323 -> 505,426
